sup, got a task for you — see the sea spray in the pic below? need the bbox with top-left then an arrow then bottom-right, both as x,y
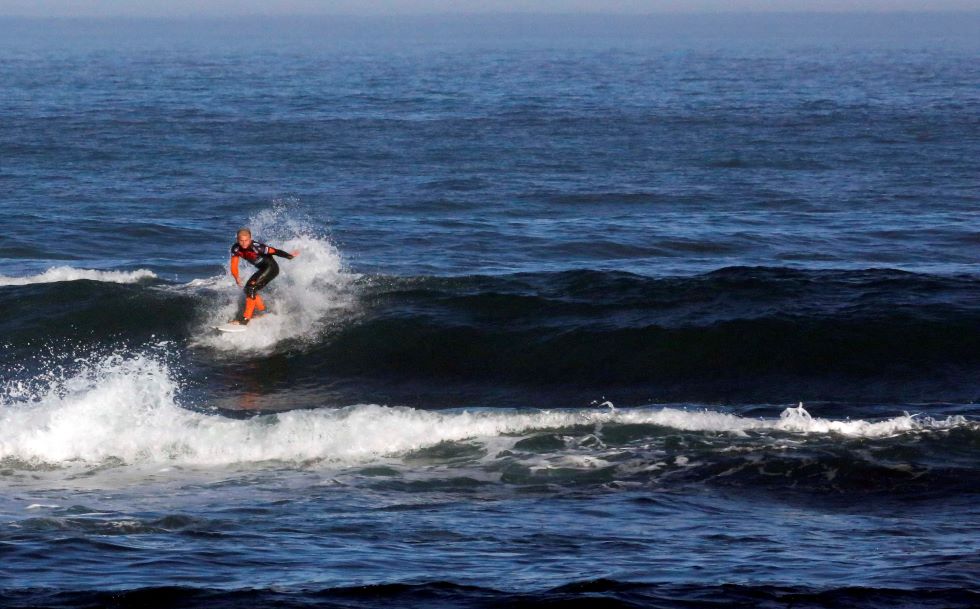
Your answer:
0,351 -> 184,464
192,204 -> 359,352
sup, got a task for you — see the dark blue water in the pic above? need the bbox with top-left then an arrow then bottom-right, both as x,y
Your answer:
1,14 -> 979,609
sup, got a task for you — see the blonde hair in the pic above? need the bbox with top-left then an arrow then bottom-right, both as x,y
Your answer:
237,227 -> 251,237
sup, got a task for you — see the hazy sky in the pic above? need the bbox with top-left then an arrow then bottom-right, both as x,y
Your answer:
1,0 -> 978,17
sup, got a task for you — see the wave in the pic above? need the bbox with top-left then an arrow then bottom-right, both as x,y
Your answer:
302,267 -> 980,402
2,265 -> 978,402
1,352 -> 974,489
0,266 -> 157,286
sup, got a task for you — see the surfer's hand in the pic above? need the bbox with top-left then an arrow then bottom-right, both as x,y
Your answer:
291,250 -> 300,257
235,278 -> 242,286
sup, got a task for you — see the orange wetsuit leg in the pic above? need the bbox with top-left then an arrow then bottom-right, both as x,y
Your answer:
243,297 -> 257,320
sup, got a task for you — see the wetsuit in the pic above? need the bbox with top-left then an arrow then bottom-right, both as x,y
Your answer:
230,241 -> 294,321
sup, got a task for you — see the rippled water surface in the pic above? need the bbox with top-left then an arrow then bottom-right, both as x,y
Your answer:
2,13 -> 979,609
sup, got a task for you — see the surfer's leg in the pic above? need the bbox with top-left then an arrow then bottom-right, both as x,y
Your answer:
242,296 -> 257,321
241,263 -> 279,321
241,271 -> 263,321
243,294 -> 266,319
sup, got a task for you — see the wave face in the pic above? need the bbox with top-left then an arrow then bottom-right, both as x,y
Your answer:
2,266 -> 978,404
324,267 -> 980,403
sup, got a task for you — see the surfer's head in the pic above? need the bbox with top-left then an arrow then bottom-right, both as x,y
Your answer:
237,228 -> 252,248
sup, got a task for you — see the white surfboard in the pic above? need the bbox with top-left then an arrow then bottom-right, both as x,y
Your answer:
214,322 -> 248,333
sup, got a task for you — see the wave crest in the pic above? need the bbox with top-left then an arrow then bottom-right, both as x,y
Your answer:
0,267 -> 157,286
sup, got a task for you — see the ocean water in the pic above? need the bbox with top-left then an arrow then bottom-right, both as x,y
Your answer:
1,14 -> 979,609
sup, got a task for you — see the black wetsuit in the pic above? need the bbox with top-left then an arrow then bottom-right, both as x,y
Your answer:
230,241 -> 294,298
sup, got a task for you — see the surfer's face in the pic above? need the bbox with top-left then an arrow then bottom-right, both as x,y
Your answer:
237,233 -> 252,248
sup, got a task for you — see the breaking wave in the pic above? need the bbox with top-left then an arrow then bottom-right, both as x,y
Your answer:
1,351 -> 972,478
0,266 -> 157,286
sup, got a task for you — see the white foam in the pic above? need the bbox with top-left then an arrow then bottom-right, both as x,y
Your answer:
0,267 -> 157,286
772,403 -> 925,437
1,354 -> 182,463
0,354 -> 971,469
191,206 -> 358,352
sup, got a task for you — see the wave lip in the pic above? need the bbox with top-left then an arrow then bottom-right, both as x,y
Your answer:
0,266 -> 157,286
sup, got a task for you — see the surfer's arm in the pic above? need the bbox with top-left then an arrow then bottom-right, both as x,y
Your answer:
230,256 -> 241,284
268,247 -> 296,260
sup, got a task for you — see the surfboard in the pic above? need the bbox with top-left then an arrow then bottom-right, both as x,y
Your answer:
214,322 -> 248,333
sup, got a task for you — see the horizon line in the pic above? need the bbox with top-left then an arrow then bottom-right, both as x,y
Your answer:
2,9 -> 979,19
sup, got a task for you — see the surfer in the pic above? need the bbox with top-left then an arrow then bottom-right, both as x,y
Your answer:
229,228 -> 299,324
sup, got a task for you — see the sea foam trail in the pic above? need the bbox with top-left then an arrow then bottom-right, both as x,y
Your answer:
0,354 -> 970,468
192,207 -> 357,352
0,267 -> 157,286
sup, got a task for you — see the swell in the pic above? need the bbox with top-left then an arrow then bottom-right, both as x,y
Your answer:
0,280 -> 198,348
314,267 -> 980,402
313,312 -> 979,402
3,266 -> 979,403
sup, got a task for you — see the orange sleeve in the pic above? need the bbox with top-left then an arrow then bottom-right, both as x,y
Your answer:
230,256 -> 240,282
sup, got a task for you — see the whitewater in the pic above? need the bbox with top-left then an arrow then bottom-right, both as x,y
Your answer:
2,345 -> 971,469
0,267 -> 157,286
